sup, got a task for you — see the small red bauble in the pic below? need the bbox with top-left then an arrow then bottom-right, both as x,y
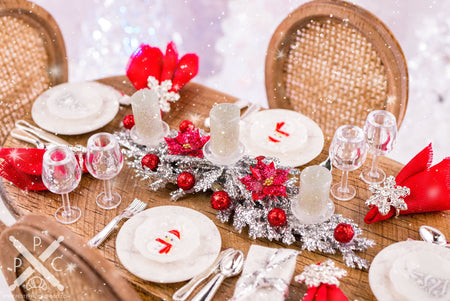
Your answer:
177,172 -> 195,190
141,153 -> 160,171
334,223 -> 355,243
211,191 -> 231,210
268,208 -> 287,227
123,114 -> 135,129
179,120 -> 195,133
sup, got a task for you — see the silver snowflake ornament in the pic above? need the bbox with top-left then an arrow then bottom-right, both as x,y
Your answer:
147,76 -> 180,112
366,176 -> 410,216
295,260 -> 347,287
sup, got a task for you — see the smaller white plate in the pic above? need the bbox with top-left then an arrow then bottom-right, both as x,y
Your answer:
32,82 -> 121,135
240,109 -> 324,166
369,241 -> 450,301
116,206 -> 222,283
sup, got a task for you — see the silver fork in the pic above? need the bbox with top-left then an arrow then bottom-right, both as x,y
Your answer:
88,198 -> 147,247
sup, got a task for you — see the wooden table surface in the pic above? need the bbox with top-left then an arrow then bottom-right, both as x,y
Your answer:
1,76 -> 449,301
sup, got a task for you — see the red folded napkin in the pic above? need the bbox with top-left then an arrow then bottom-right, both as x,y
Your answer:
126,41 -> 199,92
0,148 -> 87,191
303,284 -> 348,301
365,143 -> 450,223
295,260 -> 349,301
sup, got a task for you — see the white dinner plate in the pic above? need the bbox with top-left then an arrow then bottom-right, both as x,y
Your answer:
32,82 -> 121,135
369,241 -> 450,301
240,109 -> 324,166
116,206 -> 222,283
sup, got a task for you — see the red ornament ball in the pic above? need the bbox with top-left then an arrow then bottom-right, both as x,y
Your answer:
334,223 -> 355,243
211,191 -> 231,210
123,114 -> 135,129
179,120 -> 195,133
141,153 -> 160,171
177,172 -> 195,190
268,208 -> 287,227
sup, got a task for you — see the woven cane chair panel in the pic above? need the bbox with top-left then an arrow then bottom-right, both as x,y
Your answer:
0,16 -> 50,143
284,19 -> 387,138
266,0 -> 408,141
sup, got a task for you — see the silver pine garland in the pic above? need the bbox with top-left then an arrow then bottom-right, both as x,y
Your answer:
114,128 -> 374,269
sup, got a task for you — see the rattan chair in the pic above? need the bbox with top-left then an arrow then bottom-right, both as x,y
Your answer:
0,215 -> 141,300
265,0 -> 408,141
0,0 -> 68,145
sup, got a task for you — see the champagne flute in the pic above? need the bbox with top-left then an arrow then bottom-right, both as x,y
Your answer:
330,125 -> 367,201
42,145 -> 82,224
360,110 -> 397,184
85,132 -> 124,209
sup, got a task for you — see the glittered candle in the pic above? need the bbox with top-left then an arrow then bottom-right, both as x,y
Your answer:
130,89 -> 163,142
209,103 -> 240,157
297,165 -> 332,217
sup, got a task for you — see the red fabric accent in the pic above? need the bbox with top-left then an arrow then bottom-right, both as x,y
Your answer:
302,284 -> 349,301
365,144 -> 450,223
268,136 -> 280,143
160,41 -> 178,82
168,229 -> 180,239
0,148 -> 87,191
170,53 -> 199,92
126,44 -> 164,89
275,122 -> 290,136
155,238 -> 172,254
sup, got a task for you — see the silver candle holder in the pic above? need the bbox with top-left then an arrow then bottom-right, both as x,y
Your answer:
291,165 -> 335,224
203,103 -> 244,166
130,88 -> 169,147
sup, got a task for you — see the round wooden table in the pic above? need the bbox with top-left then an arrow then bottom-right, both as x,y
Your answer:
1,76 -> 449,300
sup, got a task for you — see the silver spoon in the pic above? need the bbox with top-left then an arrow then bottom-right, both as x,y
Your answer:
419,225 -> 450,248
192,250 -> 245,301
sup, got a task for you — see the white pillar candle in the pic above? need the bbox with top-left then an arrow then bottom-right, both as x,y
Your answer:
209,103 -> 240,157
130,89 -> 163,142
293,165 -> 332,223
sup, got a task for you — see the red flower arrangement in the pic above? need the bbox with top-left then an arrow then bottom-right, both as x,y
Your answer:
164,129 -> 210,158
240,157 -> 289,201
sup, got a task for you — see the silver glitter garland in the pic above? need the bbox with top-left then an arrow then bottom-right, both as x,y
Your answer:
115,128 -> 374,269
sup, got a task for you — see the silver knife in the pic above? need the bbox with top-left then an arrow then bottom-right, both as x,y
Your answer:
173,248 -> 235,301
15,120 -> 70,146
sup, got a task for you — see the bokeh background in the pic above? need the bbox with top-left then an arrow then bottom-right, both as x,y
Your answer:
33,0 -> 450,164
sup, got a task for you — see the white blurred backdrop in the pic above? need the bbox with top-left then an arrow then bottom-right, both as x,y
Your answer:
33,0 -> 450,164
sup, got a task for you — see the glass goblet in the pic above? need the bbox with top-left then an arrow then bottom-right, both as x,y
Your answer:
85,132 -> 124,210
360,110 -> 397,184
330,125 -> 367,201
42,145 -> 82,224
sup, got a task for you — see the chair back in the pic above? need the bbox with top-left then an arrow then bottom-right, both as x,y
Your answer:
0,215 -> 141,300
0,0 -> 68,145
265,0 -> 408,141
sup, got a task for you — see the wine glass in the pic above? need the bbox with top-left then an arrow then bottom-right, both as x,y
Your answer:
330,125 -> 367,201
85,132 -> 124,210
42,145 -> 82,224
360,110 -> 397,184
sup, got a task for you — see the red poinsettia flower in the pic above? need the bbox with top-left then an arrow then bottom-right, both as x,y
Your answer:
240,158 -> 289,201
126,41 -> 199,92
164,129 -> 210,158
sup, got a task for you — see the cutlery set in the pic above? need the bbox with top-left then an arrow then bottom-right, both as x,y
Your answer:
174,248 -> 245,301
11,119 -> 86,154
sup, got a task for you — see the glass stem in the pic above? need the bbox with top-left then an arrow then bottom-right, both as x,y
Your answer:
370,155 -> 379,177
340,170 -> 349,193
104,179 -> 113,201
61,193 -> 72,217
